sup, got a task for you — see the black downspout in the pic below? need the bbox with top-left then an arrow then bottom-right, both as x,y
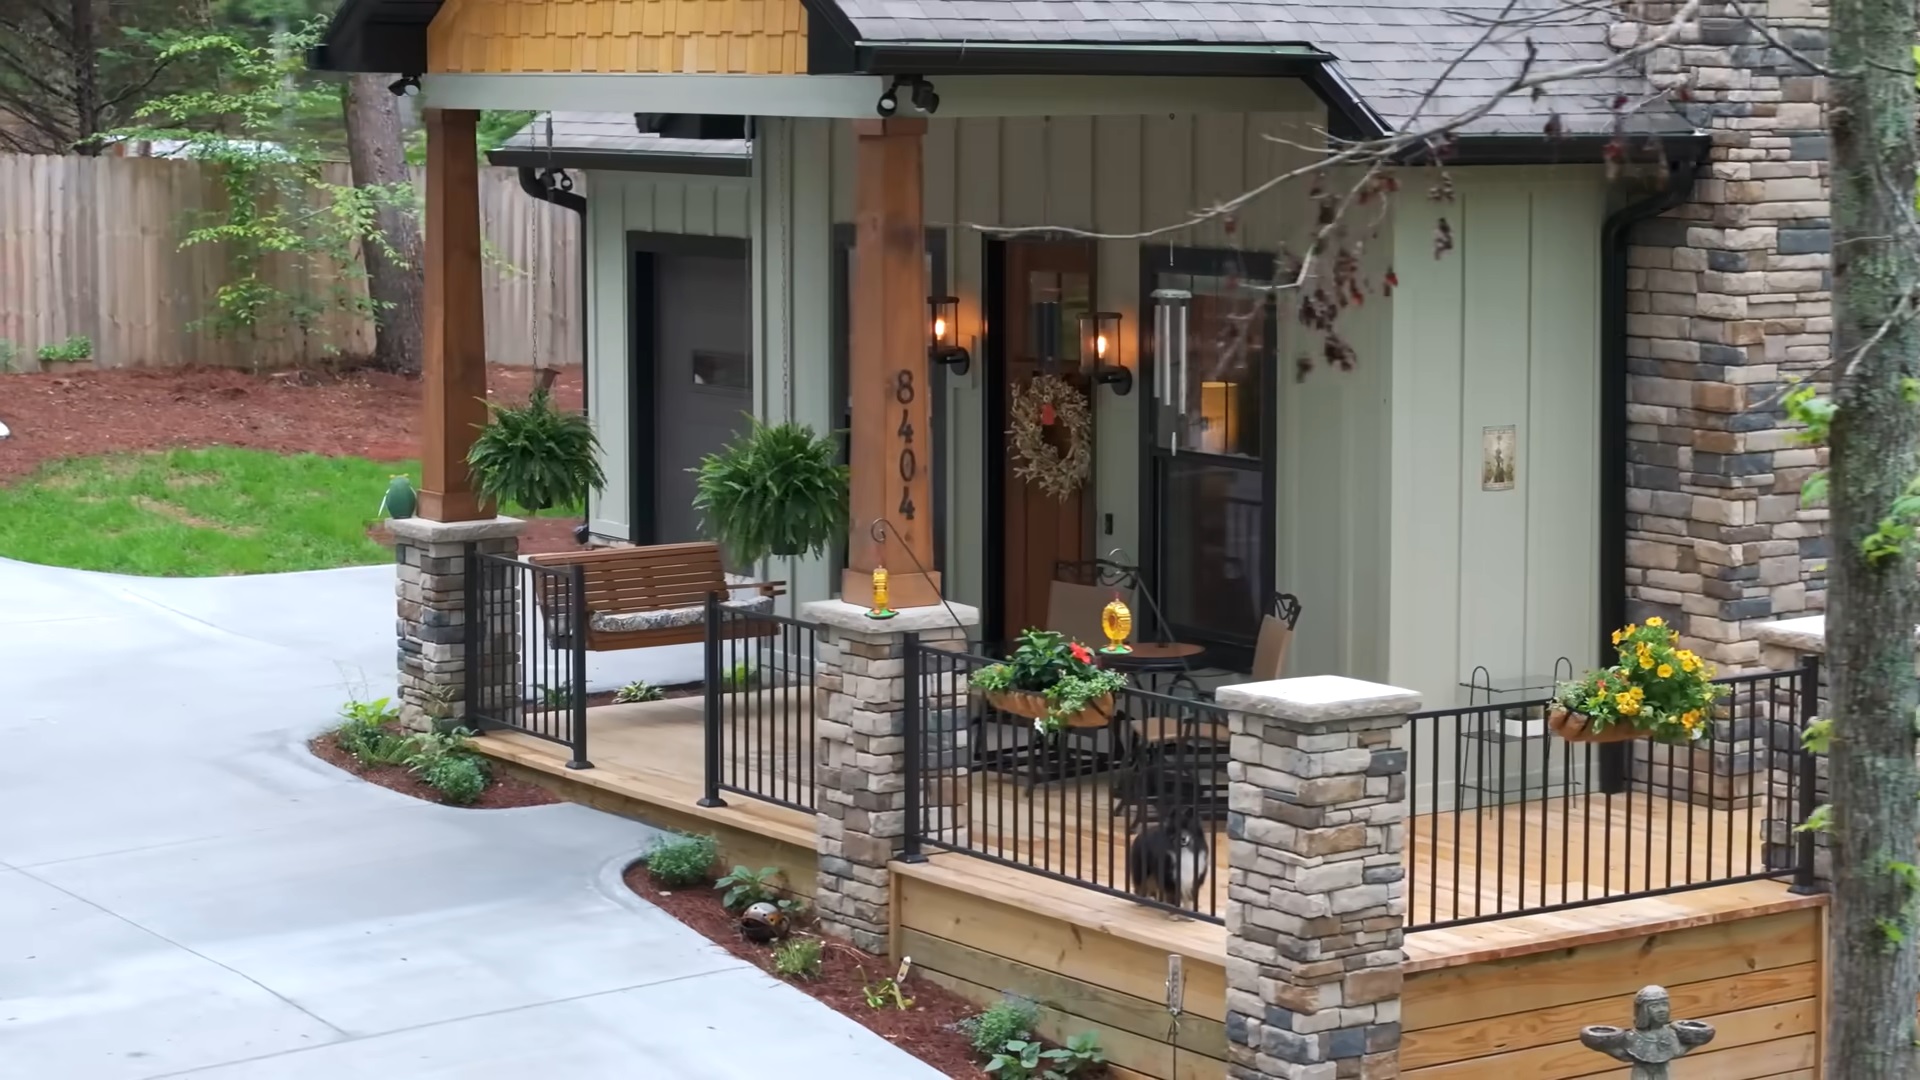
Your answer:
1597,148 -> 1703,794
516,166 -> 593,545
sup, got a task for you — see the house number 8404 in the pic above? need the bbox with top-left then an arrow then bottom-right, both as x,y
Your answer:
895,369 -> 917,519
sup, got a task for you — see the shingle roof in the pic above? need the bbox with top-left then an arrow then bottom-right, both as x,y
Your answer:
496,114 -> 750,162
830,0 -> 1691,137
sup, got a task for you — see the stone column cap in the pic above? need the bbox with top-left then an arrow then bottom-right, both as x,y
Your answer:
802,598 -> 980,634
387,516 -> 528,542
1754,616 -> 1829,654
1217,675 -> 1420,723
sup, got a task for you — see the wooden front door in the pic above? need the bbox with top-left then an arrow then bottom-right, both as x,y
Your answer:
997,241 -> 1097,639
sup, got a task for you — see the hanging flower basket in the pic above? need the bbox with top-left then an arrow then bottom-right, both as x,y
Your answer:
1552,618 -> 1724,746
986,688 -> 1115,730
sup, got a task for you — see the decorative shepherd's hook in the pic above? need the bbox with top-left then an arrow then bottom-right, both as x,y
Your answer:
1578,986 -> 1715,1080
865,518 -> 971,635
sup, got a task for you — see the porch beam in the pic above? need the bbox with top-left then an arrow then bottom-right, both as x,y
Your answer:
419,107 -> 489,523
844,117 -> 939,606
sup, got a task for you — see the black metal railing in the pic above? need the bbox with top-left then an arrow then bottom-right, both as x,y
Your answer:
700,594 -> 819,813
463,547 -> 589,769
904,637 -> 1227,923
1405,660 -> 1819,930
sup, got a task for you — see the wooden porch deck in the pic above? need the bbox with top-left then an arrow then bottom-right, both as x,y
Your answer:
475,701 -> 1775,929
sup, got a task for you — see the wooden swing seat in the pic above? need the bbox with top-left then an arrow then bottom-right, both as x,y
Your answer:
525,542 -> 784,651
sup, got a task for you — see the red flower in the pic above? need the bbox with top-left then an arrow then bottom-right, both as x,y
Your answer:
1068,642 -> 1093,664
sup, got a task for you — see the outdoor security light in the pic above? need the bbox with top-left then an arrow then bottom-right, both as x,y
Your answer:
928,296 -> 969,374
388,73 -> 421,97
1079,311 -> 1131,395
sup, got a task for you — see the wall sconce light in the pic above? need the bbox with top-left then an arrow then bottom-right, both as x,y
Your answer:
928,296 -> 969,375
1151,288 -> 1191,452
1079,311 -> 1131,395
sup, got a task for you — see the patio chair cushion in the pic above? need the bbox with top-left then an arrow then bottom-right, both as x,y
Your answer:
589,592 -> 774,634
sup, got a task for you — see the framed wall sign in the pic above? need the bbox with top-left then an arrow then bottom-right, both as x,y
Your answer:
1482,425 -> 1517,491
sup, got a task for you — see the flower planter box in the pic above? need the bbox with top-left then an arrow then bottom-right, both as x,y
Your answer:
1547,706 -> 1651,745
985,689 -> 1115,730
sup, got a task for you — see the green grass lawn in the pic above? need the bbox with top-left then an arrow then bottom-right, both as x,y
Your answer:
0,448 -> 574,576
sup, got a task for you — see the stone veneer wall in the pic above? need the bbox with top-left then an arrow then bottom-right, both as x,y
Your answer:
1620,0 -> 1832,669
390,516 -> 525,732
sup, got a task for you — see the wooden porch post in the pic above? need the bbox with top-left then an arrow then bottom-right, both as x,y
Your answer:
843,118 -> 941,607
419,108 -> 489,523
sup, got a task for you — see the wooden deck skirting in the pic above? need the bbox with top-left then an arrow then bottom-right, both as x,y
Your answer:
482,709 -> 1831,1079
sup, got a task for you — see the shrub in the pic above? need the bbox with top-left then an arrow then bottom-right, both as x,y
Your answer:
418,753 -> 489,805
965,997 -> 1039,1058
772,937 -> 822,980
722,662 -> 757,691
984,1033 -> 1104,1080
715,865 -> 780,910
402,727 -> 491,804
646,833 -> 718,887
613,680 -> 665,703
36,336 -> 92,364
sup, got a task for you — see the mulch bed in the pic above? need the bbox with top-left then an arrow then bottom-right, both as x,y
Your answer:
0,364 -> 587,555
309,730 -> 561,809
625,864 -> 987,1078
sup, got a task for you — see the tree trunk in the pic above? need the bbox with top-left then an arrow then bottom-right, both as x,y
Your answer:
343,73 -> 426,375
69,0 -> 97,153
1826,0 -> 1920,1073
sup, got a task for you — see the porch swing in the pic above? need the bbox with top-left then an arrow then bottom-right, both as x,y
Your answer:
516,116 -> 783,652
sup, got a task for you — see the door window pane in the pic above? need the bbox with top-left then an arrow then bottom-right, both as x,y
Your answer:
1153,271 -> 1266,459
1156,456 -> 1264,643
1026,271 -> 1090,370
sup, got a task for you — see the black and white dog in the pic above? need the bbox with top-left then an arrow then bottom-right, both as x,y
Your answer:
1127,805 -> 1211,908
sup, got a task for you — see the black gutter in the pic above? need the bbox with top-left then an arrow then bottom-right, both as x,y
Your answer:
1403,131 -> 1709,168
1599,146 -> 1706,662
847,40 -> 1334,79
490,147 -> 749,178
513,165 -> 594,543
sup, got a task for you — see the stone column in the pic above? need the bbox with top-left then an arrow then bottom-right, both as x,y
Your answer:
1619,1 -> 1831,665
1218,675 -> 1420,1080
389,516 -> 525,732
803,598 -> 978,955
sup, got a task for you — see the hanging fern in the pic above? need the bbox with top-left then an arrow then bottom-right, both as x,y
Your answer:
466,387 -> 605,512
692,420 -> 849,563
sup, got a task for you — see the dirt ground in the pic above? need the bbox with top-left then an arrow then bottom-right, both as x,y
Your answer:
0,364 -> 588,554
625,863 -> 986,1078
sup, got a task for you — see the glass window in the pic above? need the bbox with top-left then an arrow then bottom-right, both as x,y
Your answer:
1024,271 -> 1090,370
1155,456 -> 1265,643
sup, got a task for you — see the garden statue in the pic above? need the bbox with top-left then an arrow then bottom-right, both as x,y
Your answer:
377,474 -> 417,520
1578,985 -> 1715,1079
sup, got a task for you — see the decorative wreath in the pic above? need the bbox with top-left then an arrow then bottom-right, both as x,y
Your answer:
1010,374 -> 1093,501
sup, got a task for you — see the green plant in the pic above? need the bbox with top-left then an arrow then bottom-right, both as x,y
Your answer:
613,680 -> 665,703
646,833 -> 719,887
772,936 -> 823,980
536,682 -> 574,708
965,997 -> 1039,1058
402,727 -> 491,804
1555,617 -> 1724,743
416,752 -> 489,804
985,1034 -> 1104,1080
0,340 -> 17,372
334,696 -> 413,766
692,419 -> 849,562
969,630 -> 1125,735
714,865 -> 780,910
861,976 -> 913,1011
36,336 -> 92,364
722,662 -> 758,691
467,386 -> 606,513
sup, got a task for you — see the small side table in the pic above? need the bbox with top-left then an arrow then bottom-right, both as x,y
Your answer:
1100,641 -> 1207,686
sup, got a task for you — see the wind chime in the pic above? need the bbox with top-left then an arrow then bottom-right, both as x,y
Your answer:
1151,286 -> 1192,455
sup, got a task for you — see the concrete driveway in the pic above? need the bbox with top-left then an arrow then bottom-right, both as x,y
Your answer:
0,558 -> 942,1080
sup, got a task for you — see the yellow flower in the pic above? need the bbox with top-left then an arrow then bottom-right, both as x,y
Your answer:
1646,616 -> 1664,628
1678,652 -> 1698,673
1657,664 -> 1674,678
1681,710 -> 1704,732
1669,631 -> 1680,644
1611,628 -> 1624,645
1640,653 -> 1655,669
1616,693 -> 1641,717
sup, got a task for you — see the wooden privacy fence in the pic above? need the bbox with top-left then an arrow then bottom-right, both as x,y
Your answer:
0,154 -> 580,371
